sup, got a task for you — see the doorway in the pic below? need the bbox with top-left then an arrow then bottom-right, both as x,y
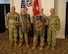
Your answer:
0,4 -> 10,33
65,2 -> 68,35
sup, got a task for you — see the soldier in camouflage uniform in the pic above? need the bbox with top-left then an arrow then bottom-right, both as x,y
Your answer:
5,6 -> 19,47
18,8 -> 31,48
32,8 -> 48,50
17,9 -> 23,47
46,8 -> 60,51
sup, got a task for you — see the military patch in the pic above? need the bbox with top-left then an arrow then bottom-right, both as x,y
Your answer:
25,0 -> 32,7
35,19 -> 44,31
21,14 -> 31,29
33,15 -> 45,32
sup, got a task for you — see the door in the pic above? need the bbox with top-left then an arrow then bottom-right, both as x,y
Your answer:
0,4 -> 10,33
0,4 -> 5,32
65,2 -> 68,35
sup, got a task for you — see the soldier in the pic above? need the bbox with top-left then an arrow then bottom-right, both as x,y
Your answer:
39,8 -> 48,25
5,6 -> 19,47
18,8 -> 31,48
32,8 -> 48,50
46,8 -> 60,51
17,10 -> 24,47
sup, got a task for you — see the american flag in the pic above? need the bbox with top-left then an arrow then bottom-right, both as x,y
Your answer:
21,0 -> 26,8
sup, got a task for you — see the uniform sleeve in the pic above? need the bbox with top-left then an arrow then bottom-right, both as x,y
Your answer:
5,13 -> 10,27
15,13 -> 20,26
16,13 -> 19,22
19,15 -> 22,26
56,16 -> 60,31
30,15 -> 33,23
44,15 -> 49,25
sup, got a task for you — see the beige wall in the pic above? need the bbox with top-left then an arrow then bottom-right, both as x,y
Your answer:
10,0 -> 54,22
10,0 -> 66,39
41,0 -> 54,16
10,0 -> 21,13
55,0 -> 66,39
10,0 -> 54,15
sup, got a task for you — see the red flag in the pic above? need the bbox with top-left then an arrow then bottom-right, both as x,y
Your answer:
33,0 -> 40,16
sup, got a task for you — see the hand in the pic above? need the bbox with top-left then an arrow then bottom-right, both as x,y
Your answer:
15,21 -> 18,24
6,26 -> 8,29
56,31 -> 59,34
15,21 -> 19,26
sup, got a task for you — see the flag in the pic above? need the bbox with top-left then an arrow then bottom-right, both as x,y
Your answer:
33,0 -> 40,16
21,0 -> 28,10
21,0 -> 26,8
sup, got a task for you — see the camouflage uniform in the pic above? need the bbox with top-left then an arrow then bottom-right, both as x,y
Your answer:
32,14 -> 47,50
18,26 -> 23,42
18,14 -> 31,47
5,12 -> 19,46
47,15 -> 60,47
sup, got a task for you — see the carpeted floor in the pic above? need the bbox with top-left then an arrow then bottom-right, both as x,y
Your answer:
0,31 -> 68,54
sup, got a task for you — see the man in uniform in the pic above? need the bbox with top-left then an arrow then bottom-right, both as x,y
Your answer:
32,8 -> 48,50
46,8 -> 60,51
5,6 -> 19,47
18,8 -> 31,48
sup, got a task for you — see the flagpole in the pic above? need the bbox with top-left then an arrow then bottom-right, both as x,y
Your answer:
32,0 -> 34,16
12,0 -> 14,6
39,0 -> 41,9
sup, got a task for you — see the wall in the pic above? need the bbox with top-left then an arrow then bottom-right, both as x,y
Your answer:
55,0 -> 66,39
41,0 -> 54,16
10,0 -> 54,23
10,0 -> 21,12
10,0 -> 54,15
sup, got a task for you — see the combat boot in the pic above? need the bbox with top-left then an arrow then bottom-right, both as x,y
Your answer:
26,43 -> 29,48
51,46 -> 55,51
9,41 -> 13,47
39,46 -> 44,51
18,41 -> 22,47
14,41 -> 17,47
45,45 -> 51,50
32,45 -> 36,49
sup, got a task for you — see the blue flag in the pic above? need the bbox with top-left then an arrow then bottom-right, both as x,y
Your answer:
21,0 -> 25,8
